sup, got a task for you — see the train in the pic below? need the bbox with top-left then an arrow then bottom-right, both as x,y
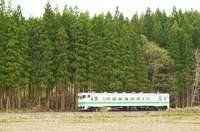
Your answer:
78,92 -> 170,111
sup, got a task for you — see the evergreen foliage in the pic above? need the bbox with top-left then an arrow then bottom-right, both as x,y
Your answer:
0,1 -> 199,110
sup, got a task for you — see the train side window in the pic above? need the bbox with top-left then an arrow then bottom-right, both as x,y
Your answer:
137,97 -> 140,101
159,96 -> 162,101
88,95 -> 90,98
131,97 -> 135,101
103,97 -> 105,101
91,96 -> 93,101
146,97 -> 150,101
112,97 -> 116,101
106,97 -> 110,101
125,97 -> 128,101
164,96 -> 166,101
142,97 -> 145,101
95,96 -> 98,101
118,97 -> 122,101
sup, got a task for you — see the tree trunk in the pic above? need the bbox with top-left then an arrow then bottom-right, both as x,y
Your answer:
70,85 -> 74,111
74,86 -> 78,111
6,97 -> 9,113
35,89 -> 38,107
191,49 -> 200,106
67,87 -> 71,110
69,86 -> 71,110
28,84 -> 31,100
51,88 -> 54,109
37,93 -> 41,109
0,86 -> 3,109
24,88 -> 26,106
56,85 -> 59,110
7,88 -> 11,110
15,91 -> 17,109
175,96 -> 180,108
186,89 -> 190,107
46,87 -> 50,109
66,87 -> 69,110
181,93 -> 185,108
32,89 -> 35,108
12,89 -> 15,109
61,85 -> 65,111
18,89 -> 21,109
198,89 -> 200,105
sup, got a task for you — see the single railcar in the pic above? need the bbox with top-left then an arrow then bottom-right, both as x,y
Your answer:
78,92 -> 169,111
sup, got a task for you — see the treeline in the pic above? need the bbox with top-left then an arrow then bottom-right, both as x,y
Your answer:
0,0 -> 199,111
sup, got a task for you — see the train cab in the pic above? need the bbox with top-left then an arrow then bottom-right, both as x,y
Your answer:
78,93 -> 91,110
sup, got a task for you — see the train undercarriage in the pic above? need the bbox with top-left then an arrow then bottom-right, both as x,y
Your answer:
81,106 -> 168,112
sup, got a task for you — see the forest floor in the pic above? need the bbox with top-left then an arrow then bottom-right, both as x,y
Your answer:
0,108 -> 200,132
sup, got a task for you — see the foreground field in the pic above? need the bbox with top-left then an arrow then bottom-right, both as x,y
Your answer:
0,108 -> 200,132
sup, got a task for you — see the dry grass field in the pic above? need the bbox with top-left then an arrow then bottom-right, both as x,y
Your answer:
0,107 -> 200,132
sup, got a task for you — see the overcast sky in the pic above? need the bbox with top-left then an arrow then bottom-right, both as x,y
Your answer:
5,0 -> 200,19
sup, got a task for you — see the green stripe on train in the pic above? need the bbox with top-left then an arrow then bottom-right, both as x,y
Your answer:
78,102 -> 169,104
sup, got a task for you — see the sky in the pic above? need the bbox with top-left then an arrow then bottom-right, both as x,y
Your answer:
4,0 -> 200,19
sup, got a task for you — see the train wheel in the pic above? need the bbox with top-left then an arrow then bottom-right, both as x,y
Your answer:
97,108 -> 100,111
87,107 -> 91,112
91,107 -> 95,112
154,107 -> 159,111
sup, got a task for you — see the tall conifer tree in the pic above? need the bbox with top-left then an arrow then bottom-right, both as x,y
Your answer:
143,7 -> 153,40
55,27 -> 71,110
0,0 -> 8,109
152,23 -> 163,46
91,13 -> 105,92
131,15 -> 150,92
102,12 -> 122,92
71,12 -> 93,90
43,1 -> 55,109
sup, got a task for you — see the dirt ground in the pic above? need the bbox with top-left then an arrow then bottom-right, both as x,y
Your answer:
0,111 -> 200,132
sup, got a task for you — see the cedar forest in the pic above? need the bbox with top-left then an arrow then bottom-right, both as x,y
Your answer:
0,0 -> 200,111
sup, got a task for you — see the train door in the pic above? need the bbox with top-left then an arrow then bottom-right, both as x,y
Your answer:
78,94 -> 82,103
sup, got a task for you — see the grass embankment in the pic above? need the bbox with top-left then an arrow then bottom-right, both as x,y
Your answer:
145,107 -> 200,124
0,107 -> 199,124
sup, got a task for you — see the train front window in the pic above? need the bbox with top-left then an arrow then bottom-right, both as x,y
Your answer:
82,95 -> 86,99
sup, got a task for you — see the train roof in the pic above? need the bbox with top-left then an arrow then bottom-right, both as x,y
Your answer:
78,92 -> 169,95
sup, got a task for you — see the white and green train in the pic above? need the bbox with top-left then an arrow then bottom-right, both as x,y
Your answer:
78,92 -> 170,111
